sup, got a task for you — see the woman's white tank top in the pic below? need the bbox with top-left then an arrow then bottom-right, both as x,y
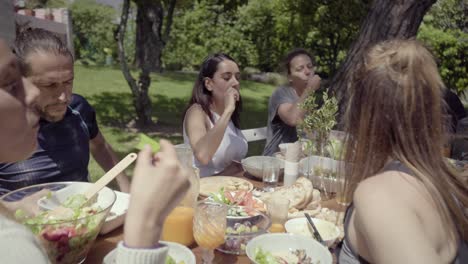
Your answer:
183,111 -> 248,177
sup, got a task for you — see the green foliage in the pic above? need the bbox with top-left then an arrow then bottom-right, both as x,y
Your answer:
164,0 -> 368,78
418,0 -> 468,94
70,0 -> 117,65
299,92 -> 338,136
163,1 -> 257,70
299,92 -> 338,155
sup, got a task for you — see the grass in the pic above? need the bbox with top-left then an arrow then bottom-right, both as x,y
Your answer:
73,65 -> 275,183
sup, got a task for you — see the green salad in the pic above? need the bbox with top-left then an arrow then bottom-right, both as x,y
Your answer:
254,247 -> 316,264
165,255 -> 185,264
15,193 -> 105,264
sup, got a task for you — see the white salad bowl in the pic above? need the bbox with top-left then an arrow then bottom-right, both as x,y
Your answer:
246,233 -> 332,264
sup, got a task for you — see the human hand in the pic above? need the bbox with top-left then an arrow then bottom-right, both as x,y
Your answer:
306,74 -> 321,92
224,87 -> 240,114
124,140 -> 191,248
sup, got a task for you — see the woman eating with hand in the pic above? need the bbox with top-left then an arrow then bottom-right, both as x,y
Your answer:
183,53 -> 248,177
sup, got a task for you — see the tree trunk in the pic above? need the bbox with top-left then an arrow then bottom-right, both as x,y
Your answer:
117,0 -> 154,127
134,0 -> 164,72
330,0 -> 437,123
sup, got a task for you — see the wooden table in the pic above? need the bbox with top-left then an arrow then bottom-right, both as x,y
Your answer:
85,171 -> 345,264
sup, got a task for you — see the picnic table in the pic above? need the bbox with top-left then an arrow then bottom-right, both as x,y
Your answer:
85,170 -> 345,264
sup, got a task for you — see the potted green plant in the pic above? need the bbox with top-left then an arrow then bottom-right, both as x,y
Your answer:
298,91 -> 339,157
298,91 -> 339,198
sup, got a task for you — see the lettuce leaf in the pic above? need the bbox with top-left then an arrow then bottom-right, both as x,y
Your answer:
136,133 -> 160,152
254,247 -> 278,264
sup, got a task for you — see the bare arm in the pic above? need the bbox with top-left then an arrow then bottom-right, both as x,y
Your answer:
277,75 -> 320,126
185,105 -> 233,165
185,87 -> 239,165
90,132 -> 130,193
352,172 -> 441,264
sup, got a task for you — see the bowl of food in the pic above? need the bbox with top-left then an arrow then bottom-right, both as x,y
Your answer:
246,233 -> 332,264
285,217 -> 341,247
218,209 -> 271,255
241,156 -> 285,180
1,182 -> 116,264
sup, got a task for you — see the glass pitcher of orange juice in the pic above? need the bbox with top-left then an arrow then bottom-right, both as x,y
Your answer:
161,144 -> 200,246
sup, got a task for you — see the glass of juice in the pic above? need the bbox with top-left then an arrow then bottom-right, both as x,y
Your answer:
193,201 -> 227,263
161,206 -> 195,246
266,196 -> 290,233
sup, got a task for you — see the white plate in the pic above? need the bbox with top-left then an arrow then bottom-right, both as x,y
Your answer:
100,191 -> 130,235
246,233 -> 332,264
103,240 -> 196,264
285,217 -> 340,247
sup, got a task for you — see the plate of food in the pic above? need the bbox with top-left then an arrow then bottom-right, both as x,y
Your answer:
104,240 -> 196,264
207,188 -> 266,217
246,233 -> 332,264
285,217 -> 341,247
199,176 -> 253,197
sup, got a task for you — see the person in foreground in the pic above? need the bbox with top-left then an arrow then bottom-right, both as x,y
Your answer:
0,28 -> 130,194
0,39 -> 190,263
263,48 -> 321,156
183,53 -> 247,177
339,39 -> 467,264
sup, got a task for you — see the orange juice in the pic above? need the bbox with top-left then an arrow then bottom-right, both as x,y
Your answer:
162,206 -> 195,246
269,223 -> 286,233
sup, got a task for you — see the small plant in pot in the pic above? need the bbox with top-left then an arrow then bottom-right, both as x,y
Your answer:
298,91 -> 339,158
298,91 -> 339,197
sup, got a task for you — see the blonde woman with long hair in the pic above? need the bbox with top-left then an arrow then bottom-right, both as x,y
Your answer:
339,39 -> 467,264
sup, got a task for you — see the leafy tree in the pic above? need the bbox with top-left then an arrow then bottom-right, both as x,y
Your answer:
236,0 -> 368,76
418,0 -> 468,94
70,0 -> 117,65
163,1 -> 257,70
166,0 -> 368,77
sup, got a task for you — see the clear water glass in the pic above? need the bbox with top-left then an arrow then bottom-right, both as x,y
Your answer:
262,160 -> 280,192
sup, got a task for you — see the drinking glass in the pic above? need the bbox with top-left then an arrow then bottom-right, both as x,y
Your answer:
266,196 -> 290,233
262,160 -> 280,192
193,201 -> 227,264
335,165 -> 350,206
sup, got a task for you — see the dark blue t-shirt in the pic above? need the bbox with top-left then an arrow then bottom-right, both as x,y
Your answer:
0,94 -> 99,195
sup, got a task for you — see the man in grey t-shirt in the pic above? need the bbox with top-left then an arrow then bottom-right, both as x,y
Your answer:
263,49 -> 321,156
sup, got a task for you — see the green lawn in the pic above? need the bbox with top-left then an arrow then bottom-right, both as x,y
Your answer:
73,65 -> 275,183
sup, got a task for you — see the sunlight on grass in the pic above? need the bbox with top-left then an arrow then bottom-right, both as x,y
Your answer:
74,65 -> 276,181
